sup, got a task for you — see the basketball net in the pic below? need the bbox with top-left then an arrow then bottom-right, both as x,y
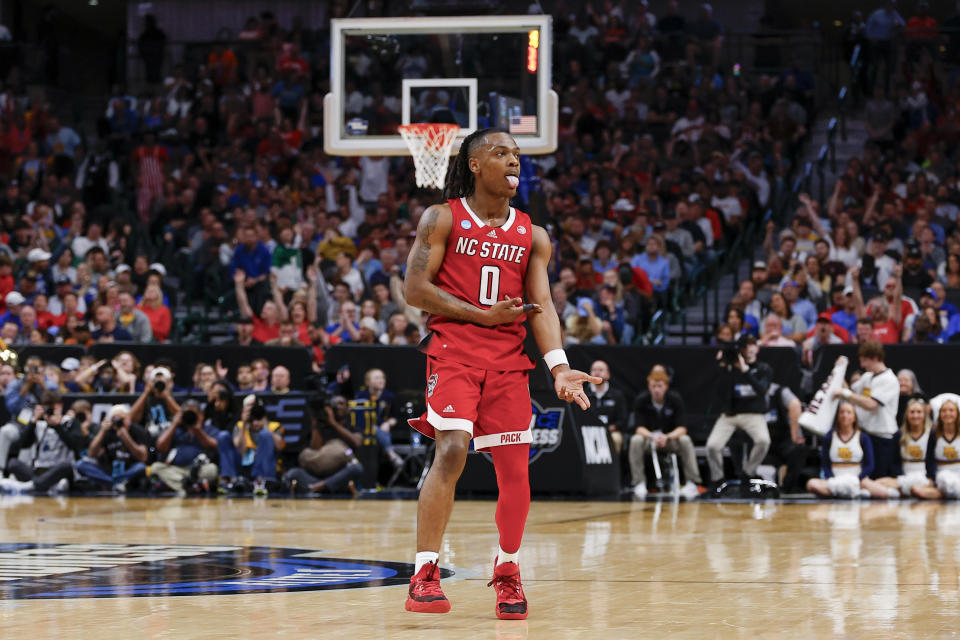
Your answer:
398,123 -> 460,190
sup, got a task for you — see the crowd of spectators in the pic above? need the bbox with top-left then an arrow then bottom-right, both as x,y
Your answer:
0,1 -> 817,363
723,1 -> 960,366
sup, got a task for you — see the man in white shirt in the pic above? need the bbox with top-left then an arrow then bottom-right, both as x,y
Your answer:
359,156 -> 389,203
71,222 -> 110,262
712,181 -> 744,226
832,340 -> 900,478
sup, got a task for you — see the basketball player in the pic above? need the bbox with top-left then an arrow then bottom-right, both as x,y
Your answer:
403,128 -> 601,620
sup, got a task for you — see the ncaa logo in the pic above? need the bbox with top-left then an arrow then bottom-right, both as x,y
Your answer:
527,399 -> 564,463
516,225 -> 526,235
426,374 -> 438,398
460,220 -> 472,230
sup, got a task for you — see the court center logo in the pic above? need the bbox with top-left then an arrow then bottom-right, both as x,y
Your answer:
0,543 -> 450,599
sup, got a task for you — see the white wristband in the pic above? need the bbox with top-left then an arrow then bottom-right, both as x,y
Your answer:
543,349 -> 568,371
840,389 -> 852,399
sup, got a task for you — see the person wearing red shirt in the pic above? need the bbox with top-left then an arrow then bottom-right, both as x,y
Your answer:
234,269 -> 280,343
575,258 -> 602,291
0,255 -> 14,306
32,294 -> 56,331
207,44 -> 238,87
867,296 -> 900,344
137,284 -> 172,342
276,43 -> 309,77
905,1 -> 938,53
629,265 -> 654,298
278,118 -> 303,151
52,292 -> 84,327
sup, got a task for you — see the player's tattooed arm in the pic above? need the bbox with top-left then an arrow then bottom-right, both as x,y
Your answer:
404,204 -> 486,324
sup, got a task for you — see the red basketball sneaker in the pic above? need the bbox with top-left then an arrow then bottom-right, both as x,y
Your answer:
487,562 -> 528,620
405,561 -> 450,613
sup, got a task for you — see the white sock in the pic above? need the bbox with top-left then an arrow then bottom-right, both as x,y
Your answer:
497,546 -> 518,566
414,551 -> 439,574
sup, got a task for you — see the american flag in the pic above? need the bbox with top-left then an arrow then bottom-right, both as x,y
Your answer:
509,115 -> 538,135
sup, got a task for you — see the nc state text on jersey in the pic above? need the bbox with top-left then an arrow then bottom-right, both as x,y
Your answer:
454,237 -> 527,264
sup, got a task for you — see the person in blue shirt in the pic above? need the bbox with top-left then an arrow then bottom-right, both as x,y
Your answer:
595,284 -> 629,344
630,236 -> 670,294
831,285 -> 859,335
930,283 -> 959,320
0,291 -> 25,328
865,2 -> 904,94
592,240 -> 618,275
325,299 -> 360,343
231,225 -> 272,312
150,400 -> 220,495
5,355 -> 59,418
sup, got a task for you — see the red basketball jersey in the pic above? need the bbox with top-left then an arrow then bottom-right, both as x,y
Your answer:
420,197 -> 534,371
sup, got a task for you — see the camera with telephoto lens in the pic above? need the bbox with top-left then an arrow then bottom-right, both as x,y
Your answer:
111,416 -> 124,429
151,367 -> 172,394
250,403 -> 267,421
718,340 -> 741,366
182,409 -> 199,428
75,411 -> 87,424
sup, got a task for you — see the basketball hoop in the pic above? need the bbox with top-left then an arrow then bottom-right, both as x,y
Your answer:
398,123 -> 460,190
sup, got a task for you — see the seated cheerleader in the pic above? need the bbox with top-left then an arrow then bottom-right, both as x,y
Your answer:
912,396 -> 960,500
864,398 -> 932,498
806,401 -> 876,498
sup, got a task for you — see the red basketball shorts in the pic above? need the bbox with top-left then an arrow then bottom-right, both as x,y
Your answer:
408,356 -> 533,450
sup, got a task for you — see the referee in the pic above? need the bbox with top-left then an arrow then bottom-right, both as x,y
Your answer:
832,340 -> 900,478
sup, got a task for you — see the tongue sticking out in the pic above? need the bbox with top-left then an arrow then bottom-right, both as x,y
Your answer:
506,176 -> 519,188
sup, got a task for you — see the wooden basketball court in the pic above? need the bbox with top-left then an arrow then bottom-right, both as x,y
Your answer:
0,496 -> 956,638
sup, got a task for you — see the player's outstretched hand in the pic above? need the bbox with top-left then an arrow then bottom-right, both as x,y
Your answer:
554,369 -> 603,410
481,295 -> 542,326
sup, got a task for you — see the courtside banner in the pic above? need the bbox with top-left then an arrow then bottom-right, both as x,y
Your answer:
799,357 -> 848,436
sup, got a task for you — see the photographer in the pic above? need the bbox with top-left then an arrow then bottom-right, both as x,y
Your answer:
0,393 -> 90,494
1,357 -> 58,474
705,334 -> 772,485
129,365 -> 180,439
149,400 -> 219,496
284,395 -> 363,495
217,395 -> 285,496
77,404 -> 151,492
203,380 -> 236,432
4,356 -> 58,418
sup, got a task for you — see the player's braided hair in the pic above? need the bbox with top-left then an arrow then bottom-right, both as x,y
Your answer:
442,127 -> 509,200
